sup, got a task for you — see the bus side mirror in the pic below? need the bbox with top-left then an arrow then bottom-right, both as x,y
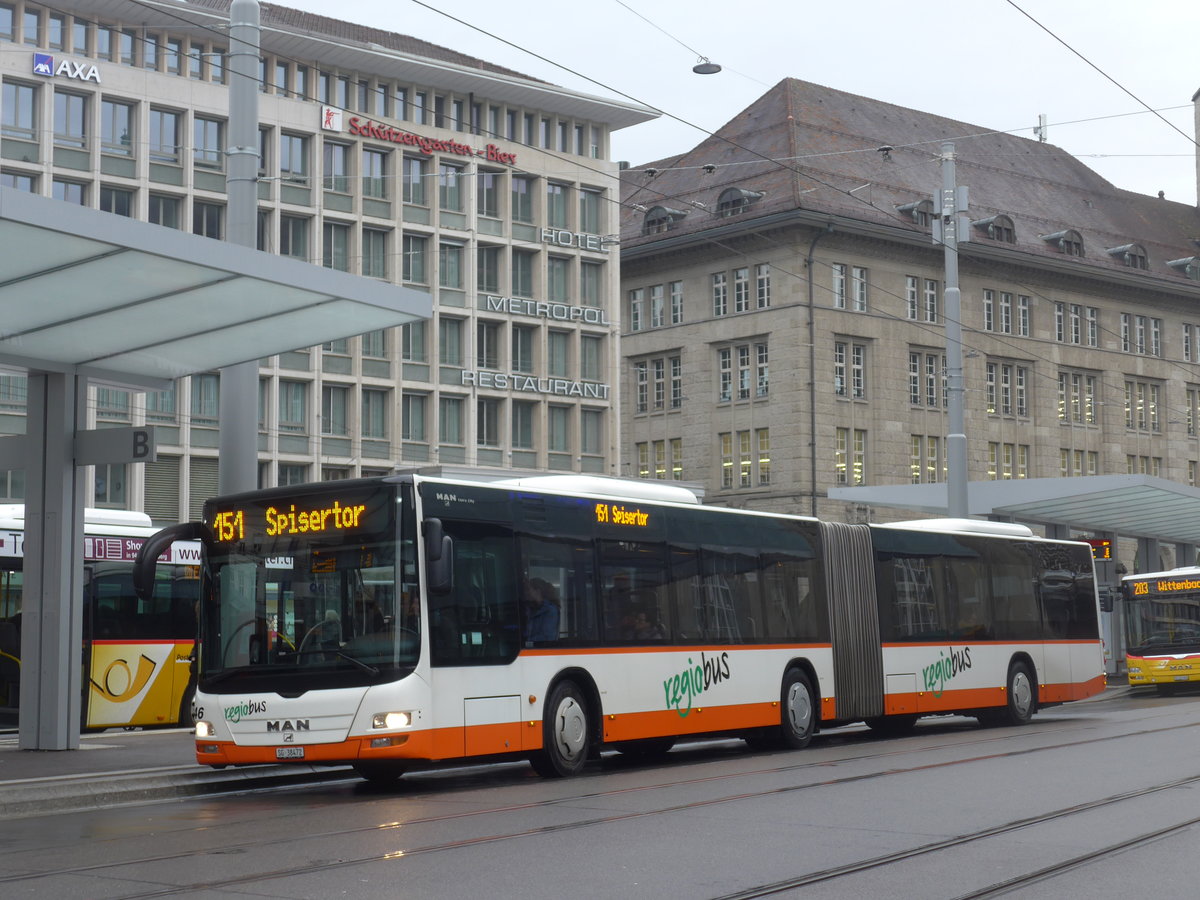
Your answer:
423,518 -> 453,595
133,522 -> 207,603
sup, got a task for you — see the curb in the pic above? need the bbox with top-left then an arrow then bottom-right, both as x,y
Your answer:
1,763 -> 355,819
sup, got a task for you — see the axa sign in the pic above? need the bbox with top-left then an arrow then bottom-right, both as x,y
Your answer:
33,53 -> 101,83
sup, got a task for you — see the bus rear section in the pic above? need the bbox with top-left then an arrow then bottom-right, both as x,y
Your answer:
172,474 -> 1106,783
1123,568 -> 1200,692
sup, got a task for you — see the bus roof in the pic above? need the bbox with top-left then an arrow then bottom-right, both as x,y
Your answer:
0,504 -> 154,530
487,474 -> 701,505
882,518 -> 1036,538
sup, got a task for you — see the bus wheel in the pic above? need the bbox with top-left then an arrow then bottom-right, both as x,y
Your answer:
530,680 -> 589,778
780,669 -> 816,749
353,762 -> 406,785
982,661 -> 1036,726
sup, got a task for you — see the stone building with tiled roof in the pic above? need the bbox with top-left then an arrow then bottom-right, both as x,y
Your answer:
620,78 -> 1200,563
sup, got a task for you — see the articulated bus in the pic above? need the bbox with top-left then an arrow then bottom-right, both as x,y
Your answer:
1122,567 -> 1200,693
0,505 -> 201,730
134,473 -> 1105,782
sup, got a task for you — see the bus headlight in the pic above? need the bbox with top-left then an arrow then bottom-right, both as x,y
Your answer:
195,720 -> 215,738
372,711 -> 412,729
1128,666 -> 1141,674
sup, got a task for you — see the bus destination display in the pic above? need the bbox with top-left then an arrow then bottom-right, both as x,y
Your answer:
209,492 -> 389,543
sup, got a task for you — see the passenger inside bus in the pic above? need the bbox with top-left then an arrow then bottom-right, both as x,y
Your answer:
524,577 -> 560,643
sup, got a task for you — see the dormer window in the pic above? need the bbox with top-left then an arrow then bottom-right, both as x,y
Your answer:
1041,229 -> 1084,257
897,199 -> 934,228
972,214 -> 1015,243
1168,257 -> 1200,280
1107,243 -> 1148,270
642,206 -> 687,235
716,188 -> 764,218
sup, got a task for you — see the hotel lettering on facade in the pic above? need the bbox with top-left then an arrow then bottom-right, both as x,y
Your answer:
0,0 -> 654,522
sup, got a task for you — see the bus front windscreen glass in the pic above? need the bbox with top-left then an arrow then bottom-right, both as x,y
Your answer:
200,486 -> 416,684
1125,578 -> 1200,653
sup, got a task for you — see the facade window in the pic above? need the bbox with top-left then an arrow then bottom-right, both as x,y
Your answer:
712,272 -> 727,316
718,429 -> 771,488
323,141 -> 351,192
439,243 -> 464,289
100,99 -> 133,156
323,221 -> 351,271
361,389 -> 388,439
546,182 -> 568,228
439,398 -> 460,448
1188,387 -> 1200,437
94,464 -> 127,507
194,116 -> 224,169
1124,379 -> 1161,432
649,284 -> 665,327
0,172 -> 36,192
1,81 -> 36,140
547,331 -> 570,378
985,361 -> 1028,417
439,317 -> 463,366
52,179 -> 85,204
988,443 -> 1029,480
1126,455 -> 1162,476
278,381 -> 307,433
982,290 -> 1022,334
402,321 -> 427,363
832,263 -> 846,308
975,215 -> 1015,243
581,408 -> 603,455
361,147 -> 387,198
148,108 -> 180,163
477,398 -> 501,447
546,405 -> 569,453
402,156 -> 428,205
362,228 -> 388,279
511,176 -> 533,223
280,133 -> 309,182
1060,449 -> 1099,478
835,427 -> 866,485
439,163 -> 464,211
477,245 -> 501,293
402,234 -> 427,283
1055,302 -> 1099,346
513,401 -> 537,450
547,256 -> 570,303
100,187 -> 134,217
910,435 -> 942,484
149,194 -> 182,228
579,188 -> 602,234
193,202 -> 223,239
756,264 -> 771,309
53,91 -> 88,148
477,320 -> 501,369
1120,313 -> 1162,356
834,341 -> 866,398
280,215 -> 309,259
512,325 -> 535,373
733,267 -> 750,313
670,280 -> 684,323
321,385 -> 349,436
672,356 -> 684,408
581,335 -> 603,381
512,249 -> 535,298
191,374 -> 220,426
581,261 -> 603,308
635,361 -> 648,413
402,393 -> 426,441
1057,371 -> 1098,424
652,358 -> 665,409
478,170 -> 500,218
851,266 -> 868,311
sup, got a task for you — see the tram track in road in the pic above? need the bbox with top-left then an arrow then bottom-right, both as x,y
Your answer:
3,714 -> 1199,896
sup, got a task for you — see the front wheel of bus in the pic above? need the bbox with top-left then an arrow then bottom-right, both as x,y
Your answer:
531,680 -> 589,778
353,761 -> 406,785
780,669 -> 816,749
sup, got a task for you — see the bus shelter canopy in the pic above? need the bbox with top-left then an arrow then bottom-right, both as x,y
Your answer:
0,188 -> 430,386
830,475 -> 1200,546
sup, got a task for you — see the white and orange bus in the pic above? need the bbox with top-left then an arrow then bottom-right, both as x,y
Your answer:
0,506 -> 201,730
134,473 -> 1105,782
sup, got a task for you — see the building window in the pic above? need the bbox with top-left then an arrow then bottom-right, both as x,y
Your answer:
402,156 -> 428,205
712,272 -> 727,316
546,182 -> 568,229
321,385 -> 349,435
402,393 -> 426,441
362,228 -> 388,279
1120,313 -> 1162,356
851,266 -> 868,311
100,187 -> 134,217
1126,455 -> 1162,476
1110,243 -> 1149,270
323,140 -> 351,192
513,400 -> 537,450
834,341 -> 866,399
402,234 -> 427,283
94,464 -> 127,507
149,194 -> 182,228
733,267 -> 750,313
439,163 -> 464,211
512,249 -> 535,298
672,356 -> 684,408
908,351 -> 946,407
974,214 -> 1015,243
439,243 -> 464,290
278,381 -> 307,433
53,91 -> 88,148
511,176 -> 534,223
1,81 -> 37,141
100,99 -> 133,156
194,116 -> 224,169
512,325 -> 535,374
193,202 -> 223,239
635,361 -> 648,413
718,429 -> 771,488
670,280 -> 684,323
832,264 -> 846,308
323,221 -> 350,271
280,133 -> 309,182
1124,380 -> 1161,432
191,374 -> 220,426
1057,371 -> 1098,424
477,245 -> 501,294
361,389 -> 388,440
581,335 -> 603,381
988,443 -> 1030,479
478,170 -> 500,218
52,179 -> 86,204
910,435 -> 942,484
835,427 -> 866,485
477,320 -> 501,369
756,264 -> 771,309
148,108 -> 180,163
477,397 -> 501,447
985,361 -> 1028,417
547,331 -> 569,378
579,188 -> 602,233
439,317 -> 463,367
360,147 -> 387,198
1060,449 -> 1099,477
548,257 -> 570,303
581,408 -> 603,456
402,321 -> 427,363
280,215 -> 309,260
716,188 -> 763,217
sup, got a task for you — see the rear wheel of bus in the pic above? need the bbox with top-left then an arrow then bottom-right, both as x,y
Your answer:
530,680 -> 590,778
745,667 -> 816,751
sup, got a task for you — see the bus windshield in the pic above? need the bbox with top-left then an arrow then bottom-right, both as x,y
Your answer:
199,482 -> 417,687
1124,592 -> 1200,654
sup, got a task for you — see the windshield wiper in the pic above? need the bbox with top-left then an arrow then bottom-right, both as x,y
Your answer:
284,647 -> 381,676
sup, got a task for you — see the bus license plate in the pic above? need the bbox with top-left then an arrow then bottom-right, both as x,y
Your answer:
276,747 -> 305,759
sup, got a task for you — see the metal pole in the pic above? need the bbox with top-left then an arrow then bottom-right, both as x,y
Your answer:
218,0 -> 261,494
940,143 -> 968,518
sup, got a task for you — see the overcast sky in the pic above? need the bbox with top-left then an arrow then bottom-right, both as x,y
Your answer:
284,0 -> 1199,205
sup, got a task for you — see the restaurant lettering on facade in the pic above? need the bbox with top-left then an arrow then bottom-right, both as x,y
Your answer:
461,371 -> 610,399
483,295 -> 610,325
